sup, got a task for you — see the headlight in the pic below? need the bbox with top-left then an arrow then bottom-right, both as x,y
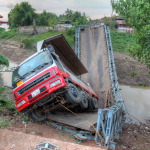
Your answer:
50,80 -> 60,87
17,100 -> 26,107
16,80 -> 23,87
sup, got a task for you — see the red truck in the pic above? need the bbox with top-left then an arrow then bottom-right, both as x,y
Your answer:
12,35 -> 98,121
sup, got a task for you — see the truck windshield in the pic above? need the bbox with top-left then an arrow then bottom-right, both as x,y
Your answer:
12,51 -> 53,86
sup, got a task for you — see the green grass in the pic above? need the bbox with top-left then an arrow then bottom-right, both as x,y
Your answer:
0,86 -> 18,129
30,30 -> 62,43
29,29 -> 74,47
0,28 -> 19,39
0,27 -> 75,48
110,30 -> 136,52
130,71 -> 137,77
0,96 -> 16,111
0,117 -> 10,128
0,86 -> 6,93
0,55 -> 9,66
0,87 -> 16,111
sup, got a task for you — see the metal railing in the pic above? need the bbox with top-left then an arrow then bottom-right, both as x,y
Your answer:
94,26 -> 125,149
104,26 -> 125,108
75,26 -> 81,59
75,25 -> 125,149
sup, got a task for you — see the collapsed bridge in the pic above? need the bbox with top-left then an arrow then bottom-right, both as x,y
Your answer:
0,25 -> 125,149
46,25 -> 125,149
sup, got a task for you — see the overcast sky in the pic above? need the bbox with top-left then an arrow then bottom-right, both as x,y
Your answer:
0,0 -> 112,19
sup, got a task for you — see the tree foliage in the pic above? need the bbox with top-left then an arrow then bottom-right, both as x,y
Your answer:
8,2 -> 36,28
102,17 -> 118,29
36,10 -> 58,26
59,9 -> 89,26
8,2 -> 89,27
111,0 -> 150,63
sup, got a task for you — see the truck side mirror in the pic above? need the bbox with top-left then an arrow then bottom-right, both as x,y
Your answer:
47,45 -> 55,53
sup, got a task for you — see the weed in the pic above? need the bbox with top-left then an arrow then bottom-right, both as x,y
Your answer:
73,136 -> 82,144
0,97 -> 9,107
66,27 -> 75,36
0,55 -> 9,66
22,115 -> 29,122
0,117 -> 10,128
0,87 -> 6,94
21,38 -> 33,49
59,129 -> 67,137
60,129 -> 66,134
139,82 -> 147,87
0,96 -> 15,109
131,71 -> 137,77
0,109 -> 4,113
0,28 -> 19,39
0,87 -> 16,112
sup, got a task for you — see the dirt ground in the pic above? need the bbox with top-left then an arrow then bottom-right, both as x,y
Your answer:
2,113 -> 150,150
0,40 -> 35,64
0,40 -> 150,149
114,52 -> 150,86
0,129 -> 103,150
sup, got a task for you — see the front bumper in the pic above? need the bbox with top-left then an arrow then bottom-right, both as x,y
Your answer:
15,76 -> 66,112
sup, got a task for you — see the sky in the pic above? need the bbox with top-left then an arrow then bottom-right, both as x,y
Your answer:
0,0 -> 112,19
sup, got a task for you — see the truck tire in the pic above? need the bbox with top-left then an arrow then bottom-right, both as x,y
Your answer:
28,109 -> 46,122
65,83 -> 81,104
91,97 -> 98,109
89,97 -> 98,110
80,92 -> 88,109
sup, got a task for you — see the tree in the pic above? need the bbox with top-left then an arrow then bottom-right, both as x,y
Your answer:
59,9 -> 89,26
65,9 -> 73,21
8,2 -> 36,28
102,16 -> 118,29
36,10 -> 58,26
111,0 -> 150,63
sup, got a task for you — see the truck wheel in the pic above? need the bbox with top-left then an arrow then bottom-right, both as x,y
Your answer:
28,109 -> 46,122
91,97 -> 98,109
89,98 -> 98,110
65,83 -> 81,104
80,92 -> 88,109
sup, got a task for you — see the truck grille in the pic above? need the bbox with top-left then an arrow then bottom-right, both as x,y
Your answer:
29,91 -> 48,103
28,86 -> 46,100
18,72 -> 50,95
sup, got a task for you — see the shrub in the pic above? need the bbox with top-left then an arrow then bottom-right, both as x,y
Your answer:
0,87 -> 6,94
0,97 -> 9,107
130,71 -> 137,77
0,96 -> 16,111
0,27 -> 5,32
66,27 -> 75,36
0,117 -> 10,128
0,55 -> 9,66
21,38 -> 32,49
